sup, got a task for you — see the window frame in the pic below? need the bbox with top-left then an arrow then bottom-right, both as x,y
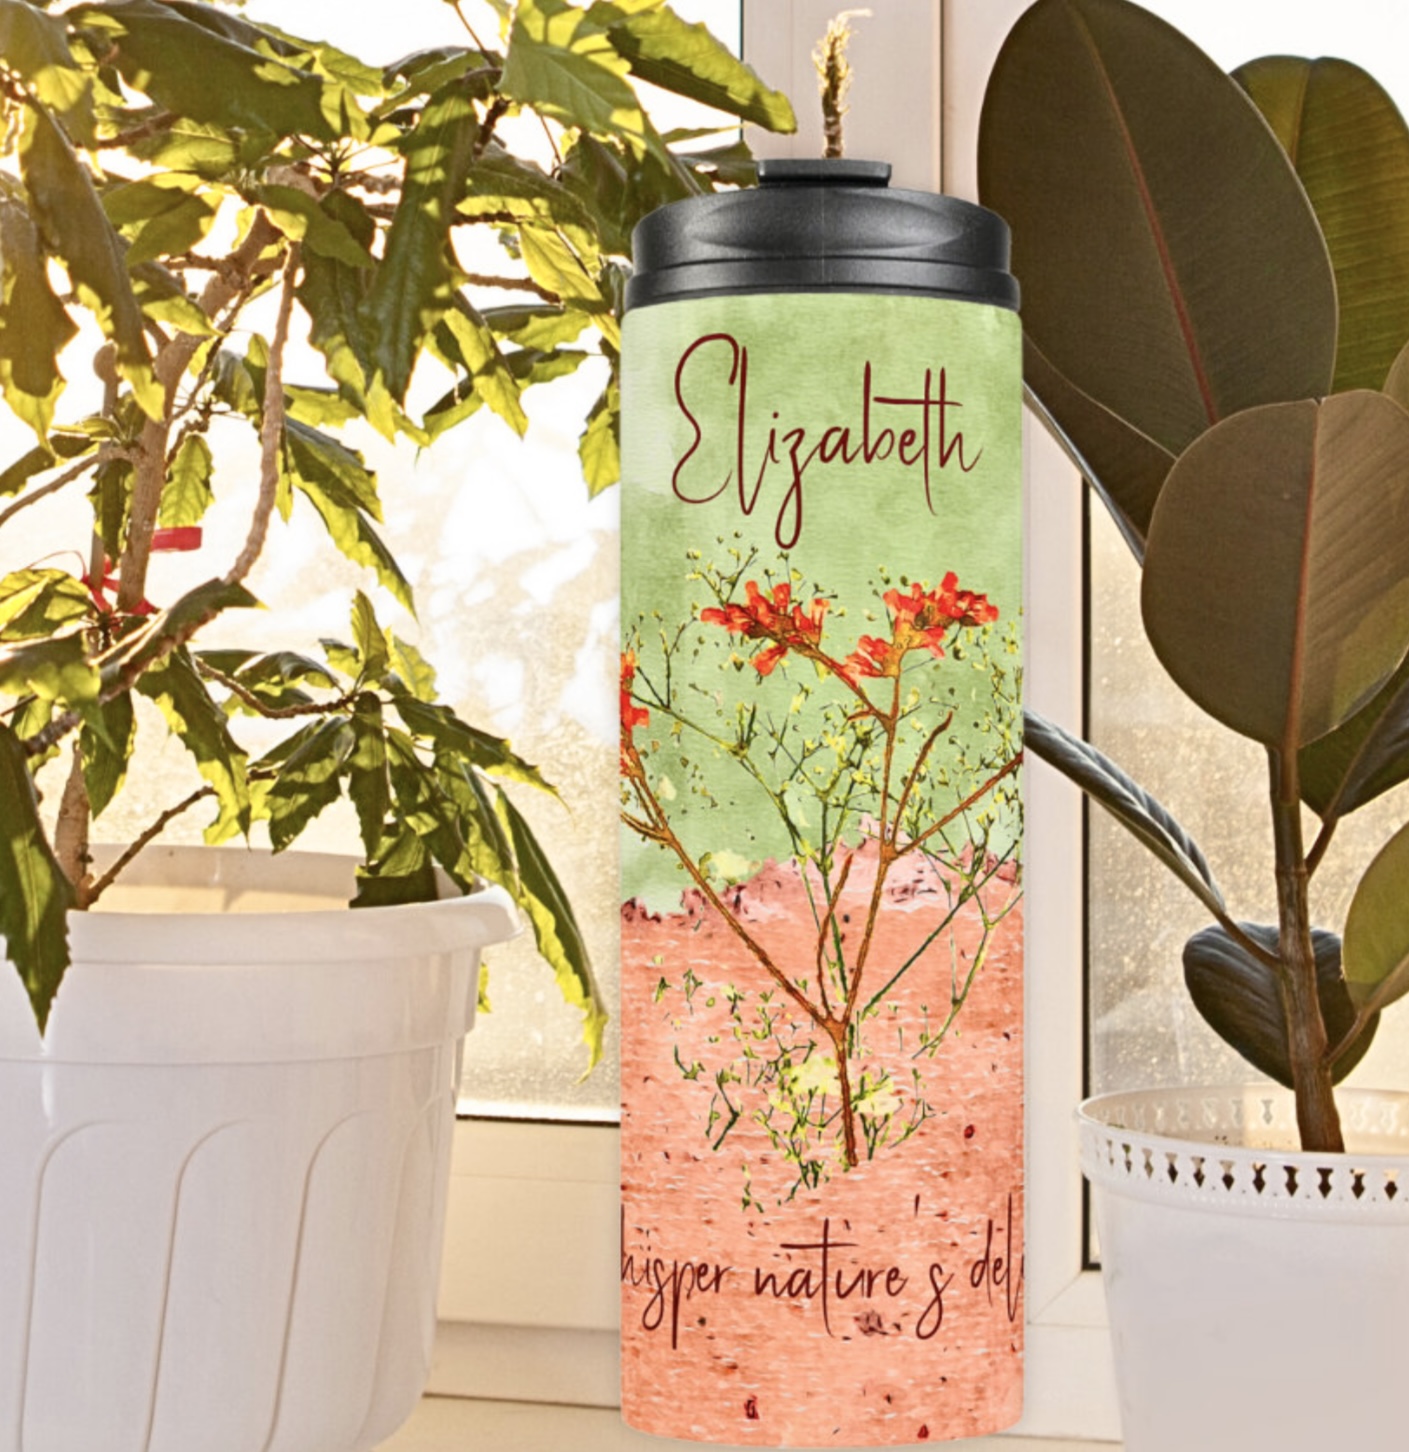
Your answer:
432,1 -> 1120,1437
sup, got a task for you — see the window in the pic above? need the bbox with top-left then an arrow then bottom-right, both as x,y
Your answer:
1084,2 -> 1409,1105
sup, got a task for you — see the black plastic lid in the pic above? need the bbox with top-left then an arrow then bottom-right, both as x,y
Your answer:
624,158 -> 1019,311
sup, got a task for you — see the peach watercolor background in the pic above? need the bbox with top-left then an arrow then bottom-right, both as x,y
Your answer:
621,848 -> 1023,1447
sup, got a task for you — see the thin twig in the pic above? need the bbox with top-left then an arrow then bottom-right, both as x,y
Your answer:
225,245 -> 300,589
196,659 -> 358,720
460,270 -> 560,301
85,786 -> 214,904
0,454 -> 103,530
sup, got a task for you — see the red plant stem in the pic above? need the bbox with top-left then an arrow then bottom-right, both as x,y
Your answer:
1268,748 -> 1344,1153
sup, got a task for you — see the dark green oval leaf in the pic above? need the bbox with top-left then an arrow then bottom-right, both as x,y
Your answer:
978,0 -> 1336,456
1184,923 -> 1376,1087
1023,707 -> 1224,916
1343,821 -> 1409,1016
1236,56 -> 1409,394
1143,393 -> 1409,748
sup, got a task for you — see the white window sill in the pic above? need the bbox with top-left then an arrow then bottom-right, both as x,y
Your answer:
377,1397 -> 1121,1451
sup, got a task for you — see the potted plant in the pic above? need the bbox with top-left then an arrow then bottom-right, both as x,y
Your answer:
979,0 -> 1409,1448
0,1 -> 794,1447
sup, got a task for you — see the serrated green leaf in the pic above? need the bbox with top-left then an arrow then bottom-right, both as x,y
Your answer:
126,191 -> 218,267
130,261 -> 214,336
0,196 -> 76,441
19,104 -> 162,421
392,694 -> 553,791
587,1 -> 795,132
79,690 -> 136,818
351,822 -> 438,906
481,302 -> 590,350
387,632 -> 437,702
264,715 -> 352,851
458,148 -> 595,233
0,438 -> 91,499
347,693 -> 390,855
502,0 -> 647,155
431,302 -> 528,435
360,80 -> 480,402
89,457 -> 132,563
101,175 -> 202,228
135,645 -> 251,841
254,183 -> 377,268
0,718 -> 74,1032
579,377 -> 619,494
0,569 -> 93,639
349,589 -> 391,683
98,577 -> 260,692
495,784 -> 605,1068
159,432 -> 214,528
130,116 -> 239,179
279,421 -> 411,611
73,0 -> 340,141
0,633 -> 99,708
202,647 -> 335,713
0,0 -> 92,131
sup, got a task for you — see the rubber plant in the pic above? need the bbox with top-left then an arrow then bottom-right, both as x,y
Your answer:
0,0 -> 796,1056
979,0 -> 1409,1152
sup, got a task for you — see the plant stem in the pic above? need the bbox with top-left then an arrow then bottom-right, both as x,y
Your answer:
1268,748 -> 1344,1153
53,747 -> 92,905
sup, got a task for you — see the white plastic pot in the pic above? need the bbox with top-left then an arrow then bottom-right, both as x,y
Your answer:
1079,1085 -> 1409,1452
0,846 -> 517,1452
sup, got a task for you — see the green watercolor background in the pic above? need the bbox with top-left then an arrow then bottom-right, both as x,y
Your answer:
621,291 -> 1023,913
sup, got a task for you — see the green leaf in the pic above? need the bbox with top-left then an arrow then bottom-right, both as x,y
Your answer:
0,196 -> 76,440
518,223 -> 605,310
99,577 -> 261,693
349,588 -> 391,684
129,116 -> 239,180
386,633 -> 437,702
502,0 -> 647,154
202,647 -> 334,713
125,192 -> 218,267
79,690 -> 135,818
281,423 -> 413,609
73,0 -> 340,141
495,784 -> 605,1069
482,302 -> 590,350
1300,654 -> 1409,820
135,646 -> 250,841
1024,335 -> 1172,562
1183,924 -> 1375,1088
431,302 -> 528,435
265,716 -> 353,851
1023,707 -> 1225,917
294,190 -> 400,439
458,148 -> 595,232
158,432 -> 213,528
578,378 -> 619,495
0,633 -> 99,708
0,568 -> 93,639
347,693 -> 391,855
587,2 -> 795,132
1141,394 -> 1409,748
392,694 -> 553,792
351,823 -> 438,906
0,0 -> 92,129
19,104 -> 162,421
0,719 -> 74,1032
977,0 -> 1336,457
1236,56 -> 1409,395
360,80 -> 480,402
89,457 -> 132,564
130,261 -> 212,336
253,184 -> 377,268
1343,821 -> 1409,1016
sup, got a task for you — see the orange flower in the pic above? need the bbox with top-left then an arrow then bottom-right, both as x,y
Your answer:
620,651 -> 650,772
841,574 -> 999,683
701,580 -> 829,674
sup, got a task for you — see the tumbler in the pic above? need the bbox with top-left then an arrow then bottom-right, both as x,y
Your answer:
619,158 -> 1023,1447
